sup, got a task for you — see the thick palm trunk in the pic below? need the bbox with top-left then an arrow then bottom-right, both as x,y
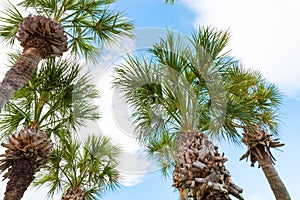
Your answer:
173,130 -> 244,200
178,188 -> 188,200
0,127 -> 53,200
3,159 -> 36,200
62,187 -> 87,200
0,48 -> 42,110
257,149 -> 290,200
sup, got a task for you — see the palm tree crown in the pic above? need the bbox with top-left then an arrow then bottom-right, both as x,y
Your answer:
0,54 -> 100,139
0,0 -> 134,61
0,53 -> 101,199
113,27 -> 248,199
34,135 -> 121,200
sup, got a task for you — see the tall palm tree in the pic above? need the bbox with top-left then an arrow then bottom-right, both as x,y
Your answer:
33,134 -> 121,200
226,72 -> 290,199
0,55 -> 100,199
222,65 -> 290,199
0,0 -> 133,110
113,27 -> 290,199
113,28 -> 245,200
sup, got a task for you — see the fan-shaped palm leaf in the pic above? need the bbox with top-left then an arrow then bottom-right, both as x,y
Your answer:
34,134 -> 121,200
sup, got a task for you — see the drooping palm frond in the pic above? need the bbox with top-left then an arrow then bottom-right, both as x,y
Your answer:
146,131 -> 177,176
0,0 -> 134,61
0,55 -> 100,140
33,134 -> 121,199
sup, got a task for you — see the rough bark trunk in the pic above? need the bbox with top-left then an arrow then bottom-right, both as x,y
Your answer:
3,159 -> 36,200
173,130 -> 244,200
179,188 -> 188,200
257,150 -> 291,200
61,187 -> 87,200
0,48 -> 42,111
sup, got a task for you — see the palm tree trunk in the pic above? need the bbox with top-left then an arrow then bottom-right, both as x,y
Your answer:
3,159 -> 36,200
257,150 -> 291,200
173,130 -> 244,200
240,127 -> 291,200
1,127 -> 53,200
62,187 -> 87,200
179,188 -> 188,200
0,48 -> 42,110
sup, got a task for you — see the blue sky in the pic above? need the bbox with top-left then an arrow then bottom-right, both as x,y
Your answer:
0,0 -> 299,200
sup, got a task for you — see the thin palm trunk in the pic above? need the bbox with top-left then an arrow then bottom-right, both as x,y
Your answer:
0,48 -> 42,110
257,149 -> 290,200
240,126 -> 291,200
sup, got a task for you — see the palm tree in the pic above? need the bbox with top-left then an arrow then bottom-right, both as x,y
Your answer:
113,27 -> 245,200
0,0 -> 133,110
0,55 -> 100,199
113,27 -> 290,199
33,134 -> 121,200
223,65 -> 290,199
229,68 -> 290,199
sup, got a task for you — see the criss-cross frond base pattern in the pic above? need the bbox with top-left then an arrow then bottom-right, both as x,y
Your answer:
240,126 -> 284,167
173,131 -> 244,200
62,187 -> 87,200
0,127 -> 53,200
18,15 -> 68,58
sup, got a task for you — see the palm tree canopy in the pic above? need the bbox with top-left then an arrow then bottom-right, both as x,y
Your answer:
113,26 -> 282,171
33,134 -> 121,199
0,52 -> 100,140
0,0 -> 134,61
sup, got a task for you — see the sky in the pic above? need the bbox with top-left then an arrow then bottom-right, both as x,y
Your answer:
0,0 -> 300,200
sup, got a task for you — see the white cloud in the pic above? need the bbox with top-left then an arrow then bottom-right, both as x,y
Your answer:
182,0 -> 300,97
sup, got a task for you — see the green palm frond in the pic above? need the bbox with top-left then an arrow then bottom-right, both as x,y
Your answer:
0,1 -> 24,45
190,26 -> 232,63
146,131 -> 177,176
15,0 -> 134,61
34,134 -> 121,199
113,54 -> 200,143
223,65 -> 282,136
0,55 -> 100,139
